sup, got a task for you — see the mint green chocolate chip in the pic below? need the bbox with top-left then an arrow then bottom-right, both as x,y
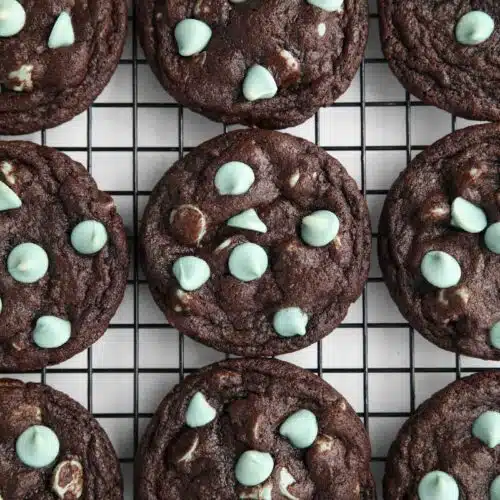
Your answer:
227,209 -> 267,233
490,476 -> 500,500
490,321 -> 500,349
472,411 -> 500,448
273,307 -> 308,338
0,0 -> 26,37
420,251 -> 461,289
418,471 -> 459,500
48,11 -> 75,49
33,316 -> 71,349
279,409 -> 318,449
229,243 -> 268,282
301,210 -> 339,247
243,65 -> 278,102
186,392 -> 216,428
16,425 -> 60,468
455,11 -> 494,46
173,256 -> 210,291
8,243 -> 49,284
175,19 -> 212,57
215,161 -> 255,196
485,223 -> 500,254
235,451 -> 274,487
0,180 -> 21,211
307,0 -> 343,12
450,197 -> 487,233
71,220 -> 108,255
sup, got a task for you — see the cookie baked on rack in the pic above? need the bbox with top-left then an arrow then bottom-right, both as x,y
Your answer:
136,0 -> 368,129
140,129 -> 371,356
379,123 -> 500,360
379,0 -> 500,121
136,358 -> 375,499
0,0 -> 128,135
385,371 -> 500,499
0,378 -> 122,499
0,141 -> 128,370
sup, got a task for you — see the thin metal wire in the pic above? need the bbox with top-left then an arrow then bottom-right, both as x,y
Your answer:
132,0 -> 140,465
360,60 -> 370,434
86,102 -> 94,415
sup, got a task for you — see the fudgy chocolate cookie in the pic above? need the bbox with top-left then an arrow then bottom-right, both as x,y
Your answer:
140,130 -> 371,356
136,0 -> 368,129
379,123 -> 500,360
0,141 -> 128,370
385,371 -> 500,499
0,0 -> 128,135
136,358 -> 375,499
379,1 -> 500,121
0,378 -> 122,499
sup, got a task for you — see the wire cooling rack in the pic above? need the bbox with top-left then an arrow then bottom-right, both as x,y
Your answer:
2,0 -> 500,498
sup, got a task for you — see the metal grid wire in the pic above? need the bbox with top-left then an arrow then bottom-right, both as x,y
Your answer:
7,4 -> 494,498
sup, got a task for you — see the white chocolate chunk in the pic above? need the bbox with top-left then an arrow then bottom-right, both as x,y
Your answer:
317,23 -> 326,37
279,49 -> 300,71
315,434 -> 335,452
169,204 -> 207,245
52,459 -> 84,499
9,64 -> 34,92
215,238 -> 232,253
194,0 -> 211,15
289,171 -> 300,187
178,434 -> 199,463
1,162 -> 15,184
239,484 -> 273,499
430,206 -> 449,217
280,468 -> 299,500
456,287 -> 469,305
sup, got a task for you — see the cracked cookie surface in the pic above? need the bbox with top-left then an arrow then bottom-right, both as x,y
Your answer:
136,358 -> 375,500
0,0 -> 127,135
0,141 -> 128,370
136,0 -> 368,129
0,378 -> 122,499
384,371 -> 500,500
379,123 -> 500,360
140,129 -> 371,357
379,0 -> 500,121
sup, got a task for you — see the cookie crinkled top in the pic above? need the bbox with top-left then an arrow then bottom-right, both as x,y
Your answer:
0,140 -> 128,370
379,123 -> 500,360
136,358 -> 375,499
384,371 -> 500,499
0,0 -> 128,135
136,0 -> 368,129
379,0 -> 500,121
0,378 -> 122,499
140,129 -> 371,357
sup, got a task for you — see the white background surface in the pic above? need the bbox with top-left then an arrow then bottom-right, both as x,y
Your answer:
2,0 -> 498,498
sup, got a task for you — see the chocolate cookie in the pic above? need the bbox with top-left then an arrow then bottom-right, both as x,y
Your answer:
140,130 -> 371,356
136,358 -> 375,499
0,141 -> 128,370
0,378 -> 122,499
384,371 -> 500,499
378,123 -> 500,360
136,0 -> 368,129
0,0 -> 128,135
379,1 -> 500,121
